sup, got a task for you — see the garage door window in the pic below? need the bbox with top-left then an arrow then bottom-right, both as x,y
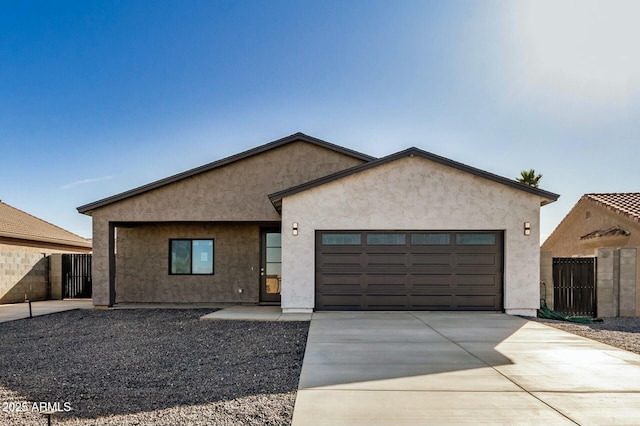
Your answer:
367,233 -> 406,245
411,233 -> 451,245
322,233 -> 361,245
456,233 -> 496,245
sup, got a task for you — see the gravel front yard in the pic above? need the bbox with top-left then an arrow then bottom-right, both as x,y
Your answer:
2,309 -> 640,426
0,309 -> 308,426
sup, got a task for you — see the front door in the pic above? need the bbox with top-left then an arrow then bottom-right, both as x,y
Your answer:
260,228 -> 281,304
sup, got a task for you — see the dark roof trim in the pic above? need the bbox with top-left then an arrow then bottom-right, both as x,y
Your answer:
269,147 -> 560,212
77,132 -> 376,214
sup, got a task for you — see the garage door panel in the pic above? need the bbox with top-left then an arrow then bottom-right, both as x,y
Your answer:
365,274 -> 407,287
318,253 -> 362,267
316,273 -> 362,290
318,285 -> 363,295
316,231 -> 503,311
410,274 -> 453,287
319,294 -> 363,310
408,295 -> 454,309
365,295 -> 408,308
455,295 -> 499,309
456,253 -> 500,267
366,253 -> 407,267
411,253 -> 452,266
456,274 -> 499,287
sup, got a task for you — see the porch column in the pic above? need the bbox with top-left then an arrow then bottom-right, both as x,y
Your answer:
92,217 -> 116,307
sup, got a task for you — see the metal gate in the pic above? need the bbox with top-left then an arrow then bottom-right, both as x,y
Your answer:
553,257 -> 596,317
62,254 -> 92,298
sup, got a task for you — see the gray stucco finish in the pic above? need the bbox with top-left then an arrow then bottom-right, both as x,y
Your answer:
86,140 -> 367,305
280,155 -> 552,316
116,223 -> 261,303
82,134 -> 557,310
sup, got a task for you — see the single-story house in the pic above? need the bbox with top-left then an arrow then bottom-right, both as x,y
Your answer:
78,132 -> 558,316
542,193 -> 640,255
0,200 -> 92,303
542,193 -> 640,316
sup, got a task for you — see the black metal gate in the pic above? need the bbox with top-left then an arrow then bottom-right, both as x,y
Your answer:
553,257 -> 596,317
62,254 -> 92,298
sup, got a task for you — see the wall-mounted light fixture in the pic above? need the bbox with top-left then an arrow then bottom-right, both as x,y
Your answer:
292,222 -> 299,236
524,222 -> 531,236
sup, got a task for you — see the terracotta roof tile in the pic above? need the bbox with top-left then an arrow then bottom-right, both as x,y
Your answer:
0,200 -> 91,248
585,193 -> 640,223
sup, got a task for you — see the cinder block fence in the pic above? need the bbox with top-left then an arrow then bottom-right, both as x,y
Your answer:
0,250 -> 68,304
541,248 -> 639,317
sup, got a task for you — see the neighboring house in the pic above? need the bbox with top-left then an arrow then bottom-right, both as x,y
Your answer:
78,132 -> 558,316
542,193 -> 640,316
0,200 -> 92,303
543,193 -> 640,256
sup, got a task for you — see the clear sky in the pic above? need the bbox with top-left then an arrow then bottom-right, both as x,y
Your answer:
2,0 -> 638,241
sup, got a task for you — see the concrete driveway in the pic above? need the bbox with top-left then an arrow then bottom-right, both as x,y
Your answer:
292,312 -> 640,425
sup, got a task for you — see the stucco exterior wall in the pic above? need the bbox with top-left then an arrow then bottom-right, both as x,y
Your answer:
90,142 -> 365,223
280,156 -> 546,316
114,223 -> 261,303
88,141 -> 366,306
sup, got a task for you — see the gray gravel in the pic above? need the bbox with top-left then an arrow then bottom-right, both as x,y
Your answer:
529,316 -> 640,355
0,309 -> 308,426
3,309 -> 639,425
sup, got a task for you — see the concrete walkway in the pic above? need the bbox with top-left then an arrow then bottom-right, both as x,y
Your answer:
292,311 -> 640,425
200,305 -> 312,321
0,299 -> 93,322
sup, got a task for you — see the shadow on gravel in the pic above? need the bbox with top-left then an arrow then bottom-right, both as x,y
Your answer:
0,309 -> 309,421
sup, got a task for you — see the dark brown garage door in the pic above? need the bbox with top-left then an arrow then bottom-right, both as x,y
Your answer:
315,231 -> 503,311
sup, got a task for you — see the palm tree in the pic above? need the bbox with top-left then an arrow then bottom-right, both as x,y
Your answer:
517,169 -> 543,188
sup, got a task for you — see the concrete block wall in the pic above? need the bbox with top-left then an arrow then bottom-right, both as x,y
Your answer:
540,249 -> 554,309
619,248 -> 637,317
0,247 -> 49,304
597,247 -> 637,317
49,254 -> 63,300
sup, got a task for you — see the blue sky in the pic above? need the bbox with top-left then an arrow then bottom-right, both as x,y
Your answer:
2,0 -> 638,241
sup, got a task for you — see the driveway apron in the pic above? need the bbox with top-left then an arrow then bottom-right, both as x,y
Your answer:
291,312 -> 640,425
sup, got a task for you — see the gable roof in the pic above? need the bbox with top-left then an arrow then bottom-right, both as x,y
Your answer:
542,193 -> 640,248
0,200 -> 91,248
77,132 -> 375,215
269,147 -> 559,212
584,193 -> 640,223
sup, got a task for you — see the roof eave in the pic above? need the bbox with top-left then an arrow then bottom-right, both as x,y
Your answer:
0,232 -> 92,249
